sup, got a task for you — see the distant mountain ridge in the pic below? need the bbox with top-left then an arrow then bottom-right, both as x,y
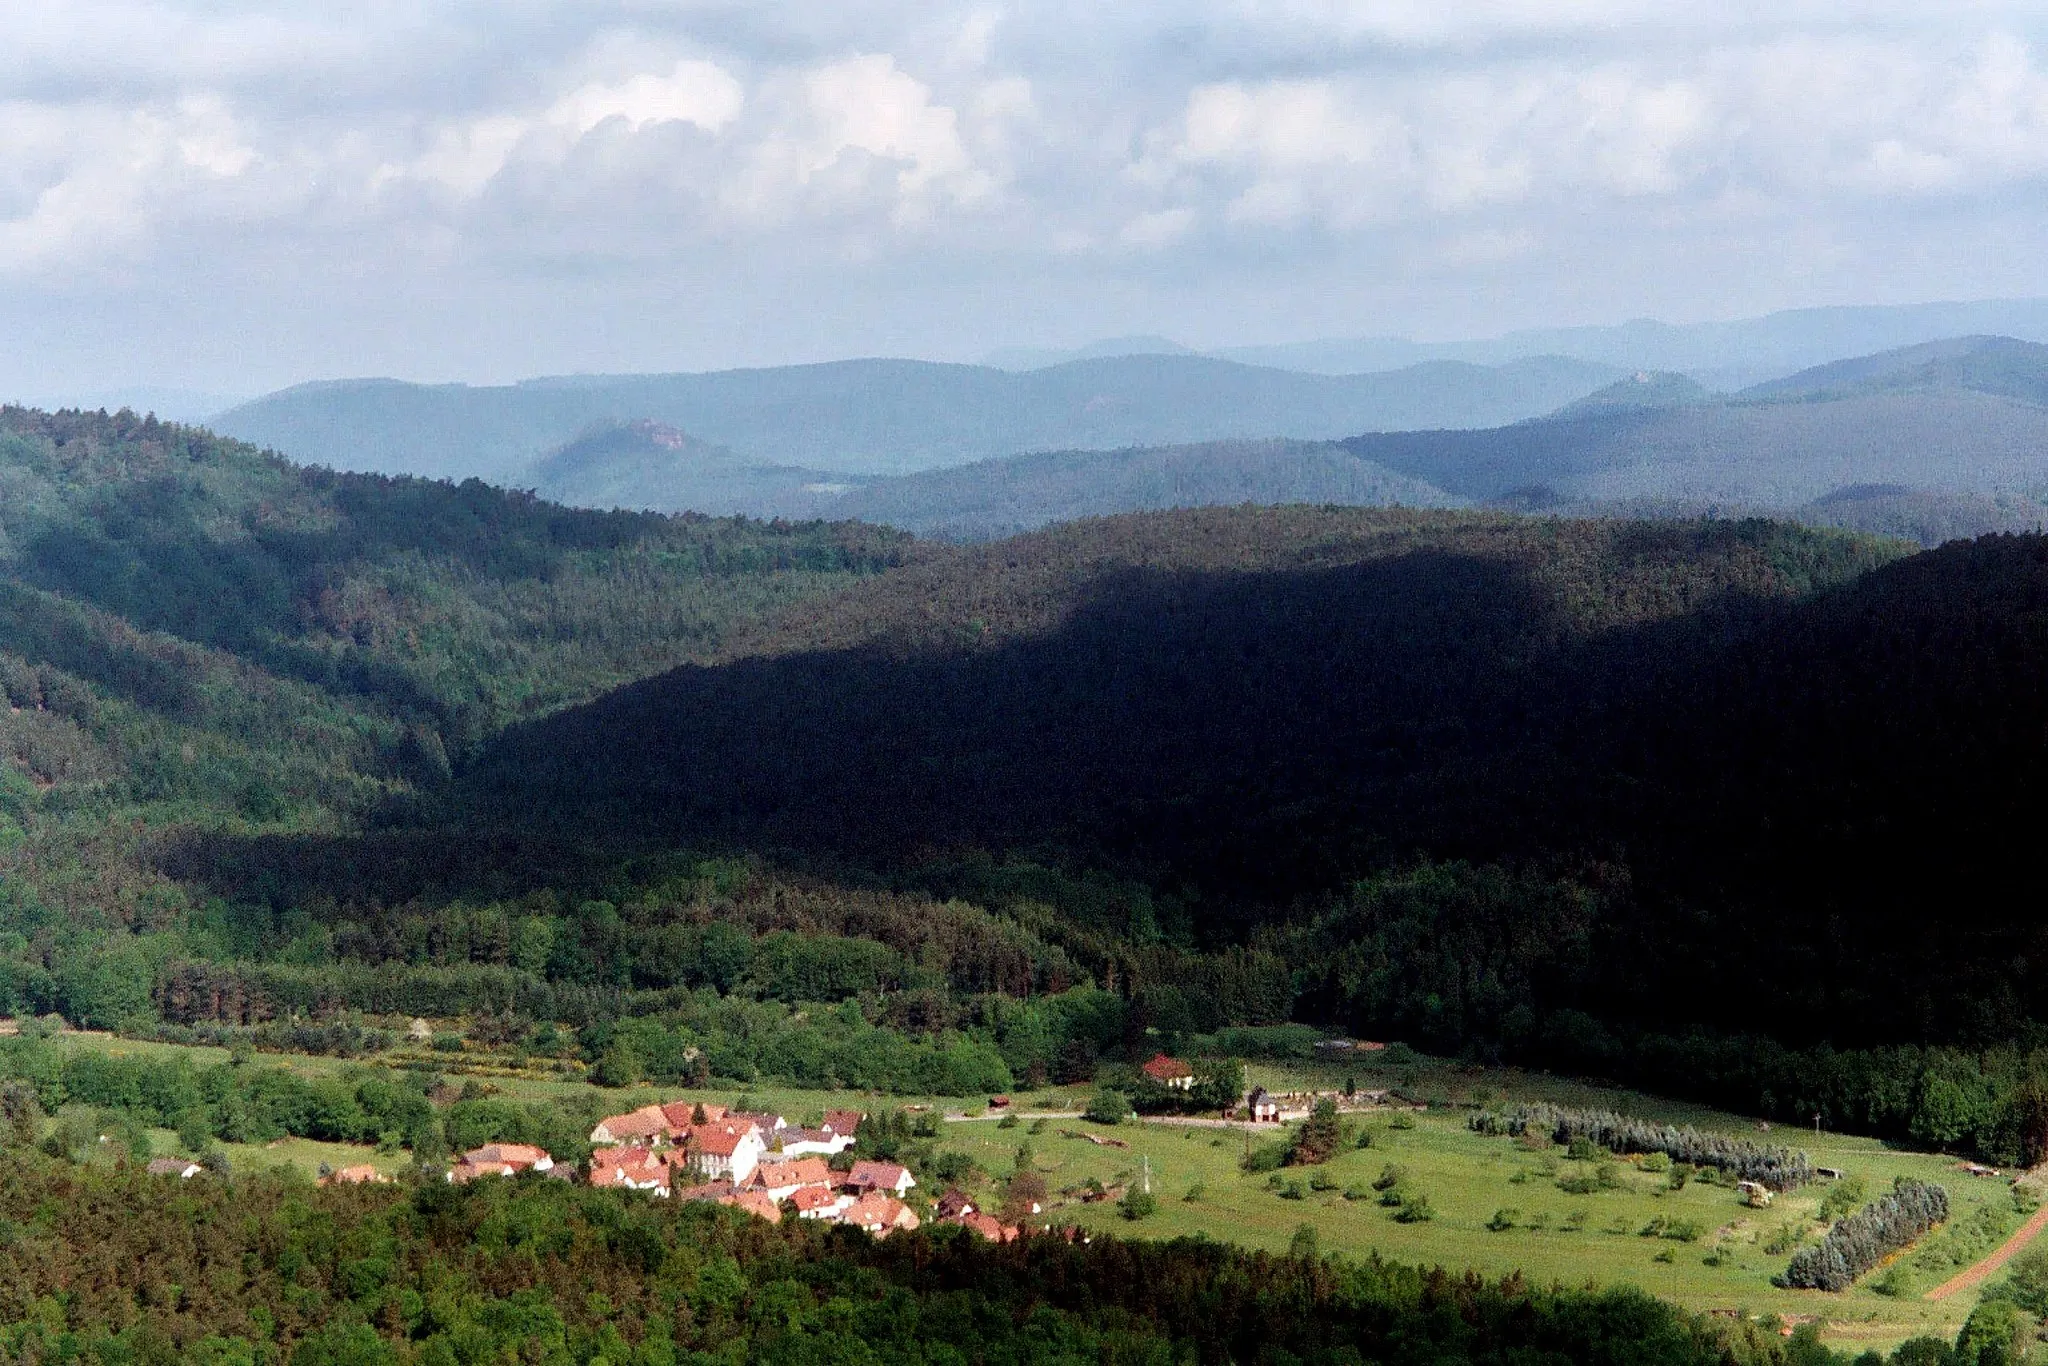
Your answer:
827,438 -> 1457,541
210,353 -> 1625,483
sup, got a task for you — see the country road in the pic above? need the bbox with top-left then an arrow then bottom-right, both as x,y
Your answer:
1926,1200 -> 2048,1301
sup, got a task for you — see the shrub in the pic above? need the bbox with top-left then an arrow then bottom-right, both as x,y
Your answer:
1241,1142 -> 1288,1174
1308,1170 -> 1338,1192
1342,1184 -> 1370,1201
1988,1243 -> 2048,1315
1119,1190 -> 1158,1220
1557,1173 -> 1599,1196
1182,1183 -> 1205,1203
1082,1090 -> 1129,1125
1372,1163 -> 1405,1190
1779,1181 -> 1949,1291
1473,1103 -> 1813,1190
1818,1174 -> 1870,1223
1279,1180 -> 1306,1201
1487,1208 -> 1519,1232
1392,1195 -> 1433,1223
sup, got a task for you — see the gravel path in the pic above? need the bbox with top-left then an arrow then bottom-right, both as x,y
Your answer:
1925,1201 -> 2048,1302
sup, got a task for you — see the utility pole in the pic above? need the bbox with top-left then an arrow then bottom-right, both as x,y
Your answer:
1814,1111 -> 1822,1140
1142,1155 -> 1151,1195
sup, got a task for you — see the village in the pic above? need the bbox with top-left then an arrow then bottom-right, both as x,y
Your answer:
299,1050 -> 1332,1243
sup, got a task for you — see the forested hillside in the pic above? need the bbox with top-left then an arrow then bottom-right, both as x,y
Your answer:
449,507 -> 2048,1156
0,406 -> 910,980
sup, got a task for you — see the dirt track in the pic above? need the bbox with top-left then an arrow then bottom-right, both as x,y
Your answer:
1925,1201 -> 2048,1301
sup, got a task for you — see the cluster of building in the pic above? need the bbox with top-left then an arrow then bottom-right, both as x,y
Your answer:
440,1100 -> 957,1239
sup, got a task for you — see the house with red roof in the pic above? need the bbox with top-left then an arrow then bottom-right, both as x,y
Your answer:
590,1145 -> 672,1195
822,1110 -> 864,1138
448,1144 -> 555,1183
751,1157 -> 834,1202
845,1160 -> 915,1197
686,1121 -> 766,1185
718,1190 -> 782,1224
841,1192 -> 920,1238
958,1211 -> 1020,1242
1141,1053 -> 1195,1090
661,1100 -> 726,1131
590,1104 -> 673,1146
787,1185 -> 854,1220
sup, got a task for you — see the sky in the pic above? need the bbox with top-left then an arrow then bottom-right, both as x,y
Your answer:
6,1 -> 2048,404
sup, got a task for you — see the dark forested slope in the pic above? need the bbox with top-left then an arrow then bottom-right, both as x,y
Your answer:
462,506 -> 2048,1054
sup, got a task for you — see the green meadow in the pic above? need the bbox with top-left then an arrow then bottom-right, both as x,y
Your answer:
38,1029 -> 2041,1353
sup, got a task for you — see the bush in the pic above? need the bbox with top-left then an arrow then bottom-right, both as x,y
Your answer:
1241,1141 -> 1288,1174
1119,1190 -> 1158,1220
1988,1244 -> 2048,1315
1819,1174 -> 1870,1223
1371,1164 -> 1405,1191
1082,1090 -> 1129,1125
1393,1195 -> 1433,1223
1487,1208 -> 1519,1231
1279,1180 -> 1306,1201
1779,1181 -> 1950,1291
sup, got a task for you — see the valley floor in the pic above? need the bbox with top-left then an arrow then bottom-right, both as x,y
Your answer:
36,1030 -> 2041,1354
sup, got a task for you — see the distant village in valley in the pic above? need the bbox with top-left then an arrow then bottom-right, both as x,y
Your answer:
287,1049 -> 1388,1242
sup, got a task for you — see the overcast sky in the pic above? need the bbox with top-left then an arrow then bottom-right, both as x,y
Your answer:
6,1 -> 2048,401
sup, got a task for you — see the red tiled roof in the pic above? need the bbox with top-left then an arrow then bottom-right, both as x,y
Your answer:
591,1146 -> 669,1186
753,1157 -> 832,1190
673,1180 -> 737,1202
691,1124 -> 759,1157
842,1193 -> 919,1234
959,1211 -> 1019,1242
718,1190 -> 782,1223
822,1109 -> 864,1135
846,1160 -> 911,1191
663,1100 -> 725,1129
787,1185 -> 843,1213
465,1144 -> 550,1167
594,1105 -> 670,1141
1142,1053 -> 1194,1080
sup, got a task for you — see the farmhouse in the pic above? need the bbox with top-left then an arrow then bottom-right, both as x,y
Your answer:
1141,1054 -> 1195,1090
957,1211 -> 1020,1242
773,1126 -> 855,1158
448,1144 -> 555,1183
935,1189 -> 976,1220
687,1122 -> 767,1185
751,1157 -> 834,1202
842,1193 -> 920,1238
718,1190 -> 783,1224
1247,1088 -> 1280,1122
590,1146 -> 672,1194
590,1104 -> 673,1146
822,1109 -> 864,1137
846,1160 -> 916,1197
787,1185 -> 855,1220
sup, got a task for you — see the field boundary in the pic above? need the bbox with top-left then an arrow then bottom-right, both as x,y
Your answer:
1925,1202 -> 2048,1301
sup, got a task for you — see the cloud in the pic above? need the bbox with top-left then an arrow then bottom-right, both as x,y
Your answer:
5,2 -> 2048,392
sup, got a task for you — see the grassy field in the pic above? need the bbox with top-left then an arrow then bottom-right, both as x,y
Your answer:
36,1030 -> 2039,1351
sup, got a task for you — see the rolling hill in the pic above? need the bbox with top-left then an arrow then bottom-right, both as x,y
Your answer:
458,503 -> 2048,1060
1324,336 -> 2048,542
824,438 -> 1458,540
529,419 -> 864,519
209,354 -> 1623,483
